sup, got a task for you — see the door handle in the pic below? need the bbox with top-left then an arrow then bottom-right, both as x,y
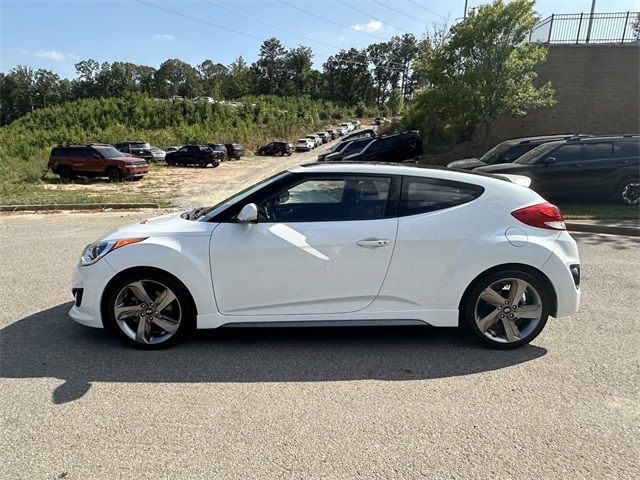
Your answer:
356,238 -> 390,248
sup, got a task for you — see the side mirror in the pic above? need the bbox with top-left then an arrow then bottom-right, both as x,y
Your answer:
542,156 -> 556,165
236,203 -> 258,223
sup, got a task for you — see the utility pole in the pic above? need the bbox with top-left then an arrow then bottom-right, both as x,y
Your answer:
464,0 -> 469,19
585,0 -> 596,43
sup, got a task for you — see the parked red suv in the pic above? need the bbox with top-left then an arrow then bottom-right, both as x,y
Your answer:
48,143 -> 149,181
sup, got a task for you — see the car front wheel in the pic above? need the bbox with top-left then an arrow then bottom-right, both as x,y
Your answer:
107,167 -> 122,182
462,270 -> 551,349
103,271 -> 194,349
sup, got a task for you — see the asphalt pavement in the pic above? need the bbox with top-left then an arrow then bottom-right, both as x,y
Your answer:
1,212 -> 638,479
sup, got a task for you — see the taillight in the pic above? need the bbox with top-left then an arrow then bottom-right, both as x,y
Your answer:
511,202 -> 566,230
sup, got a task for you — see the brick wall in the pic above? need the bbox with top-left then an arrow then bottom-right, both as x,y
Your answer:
489,43 -> 640,144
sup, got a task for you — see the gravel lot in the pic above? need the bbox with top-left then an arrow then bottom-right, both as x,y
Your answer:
1,187 -> 639,477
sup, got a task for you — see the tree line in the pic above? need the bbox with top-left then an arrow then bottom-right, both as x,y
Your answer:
0,33 -> 420,125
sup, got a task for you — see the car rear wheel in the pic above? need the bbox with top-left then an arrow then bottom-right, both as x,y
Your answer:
198,159 -> 208,168
260,151 -> 267,156
103,272 -> 195,349
462,270 -> 551,349
107,167 -> 122,182
614,178 -> 639,205
166,158 -> 175,166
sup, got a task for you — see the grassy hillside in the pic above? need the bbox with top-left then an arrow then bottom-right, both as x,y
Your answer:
0,93 -> 353,203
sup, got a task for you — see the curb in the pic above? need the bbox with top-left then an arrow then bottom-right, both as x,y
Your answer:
566,222 -> 639,237
0,203 -> 159,212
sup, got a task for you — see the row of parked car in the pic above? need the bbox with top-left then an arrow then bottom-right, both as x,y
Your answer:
446,133 -> 640,205
48,141 -> 247,180
254,120 -> 363,157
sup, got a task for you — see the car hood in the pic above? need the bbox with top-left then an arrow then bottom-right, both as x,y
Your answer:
447,158 -> 485,170
473,163 -> 530,174
101,212 -> 213,240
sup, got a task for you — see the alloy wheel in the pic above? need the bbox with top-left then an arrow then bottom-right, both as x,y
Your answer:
621,180 -> 640,205
474,278 -> 543,344
113,279 -> 182,345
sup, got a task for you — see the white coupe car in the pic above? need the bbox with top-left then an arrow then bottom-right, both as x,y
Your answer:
70,163 -> 580,349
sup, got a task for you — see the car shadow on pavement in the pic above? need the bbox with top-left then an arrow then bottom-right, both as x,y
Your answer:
1,303 -> 547,404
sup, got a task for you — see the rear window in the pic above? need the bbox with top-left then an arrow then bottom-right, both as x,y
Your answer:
613,140 -> 640,157
400,177 -> 484,216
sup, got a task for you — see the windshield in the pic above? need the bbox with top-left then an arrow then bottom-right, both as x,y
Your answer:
97,146 -> 127,158
188,171 -> 290,221
479,142 -> 513,163
514,143 -> 559,165
130,142 -> 151,149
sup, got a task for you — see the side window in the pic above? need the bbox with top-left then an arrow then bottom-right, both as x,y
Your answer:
179,146 -> 188,153
257,177 -> 392,222
501,144 -> 534,162
582,143 -> 613,161
400,177 -> 484,216
551,144 -> 582,163
613,140 -> 640,158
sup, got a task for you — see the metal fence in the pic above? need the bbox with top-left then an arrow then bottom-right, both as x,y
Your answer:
529,12 -> 640,44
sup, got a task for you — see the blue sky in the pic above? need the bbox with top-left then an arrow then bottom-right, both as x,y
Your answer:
1,0 -> 639,77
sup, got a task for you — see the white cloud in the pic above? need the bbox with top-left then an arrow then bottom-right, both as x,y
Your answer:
35,50 -> 65,60
154,33 -> 175,41
351,19 -> 383,33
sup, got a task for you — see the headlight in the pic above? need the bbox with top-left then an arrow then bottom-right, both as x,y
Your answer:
80,238 -> 147,266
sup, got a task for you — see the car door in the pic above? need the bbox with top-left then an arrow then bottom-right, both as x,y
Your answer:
209,174 -> 400,316
533,144 -> 583,197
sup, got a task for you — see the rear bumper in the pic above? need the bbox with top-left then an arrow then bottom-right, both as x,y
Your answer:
541,232 -> 581,318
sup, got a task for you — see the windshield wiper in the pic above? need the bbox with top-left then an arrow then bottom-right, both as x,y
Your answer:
184,207 -> 207,220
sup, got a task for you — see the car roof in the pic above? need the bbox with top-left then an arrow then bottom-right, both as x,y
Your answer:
289,162 -> 513,187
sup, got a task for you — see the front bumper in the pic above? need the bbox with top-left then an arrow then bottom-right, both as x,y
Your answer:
69,258 -> 117,328
123,166 -> 148,178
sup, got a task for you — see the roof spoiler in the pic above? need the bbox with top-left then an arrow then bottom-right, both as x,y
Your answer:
494,174 -> 532,188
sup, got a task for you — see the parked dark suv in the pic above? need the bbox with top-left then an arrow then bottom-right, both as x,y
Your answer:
447,134 -> 592,170
207,143 -> 229,162
321,137 -> 376,162
474,135 -> 640,204
114,141 -> 154,162
225,143 -> 245,160
165,145 -> 221,168
342,131 -> 423,163
48,143 -> 148,181
257,141 -> 292,156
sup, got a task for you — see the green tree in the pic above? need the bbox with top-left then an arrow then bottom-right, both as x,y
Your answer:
155,59 -> 202,98
199,60 -> 228,98
225,56 -> 253,99
386,87 -> 404,117
410,0 -> 555,147
254,38 -> 287,95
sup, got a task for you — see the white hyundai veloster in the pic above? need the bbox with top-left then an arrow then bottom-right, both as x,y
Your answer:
70,163 -> 580,349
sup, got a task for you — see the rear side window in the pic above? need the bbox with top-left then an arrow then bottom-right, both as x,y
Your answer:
613,140 -> 640,158
400,177 -> 484,216
581,142 -> 613,160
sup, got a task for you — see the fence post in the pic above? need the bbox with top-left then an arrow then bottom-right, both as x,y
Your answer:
548,14 -> 554,43
585,0 -> 596,43
576,13 -> 584,43
621,11 -> 630,44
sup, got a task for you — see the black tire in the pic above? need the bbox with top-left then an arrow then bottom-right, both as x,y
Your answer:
103,270 -> 196,350
212,161 -> 220,168
461,269 -> 552,349
260,150 -> 267,156
57,165 -> 74,180
107,167 -> 122,182
198,158 -> 208,168
166,158 -> 175,166
613,177 -> 640,205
